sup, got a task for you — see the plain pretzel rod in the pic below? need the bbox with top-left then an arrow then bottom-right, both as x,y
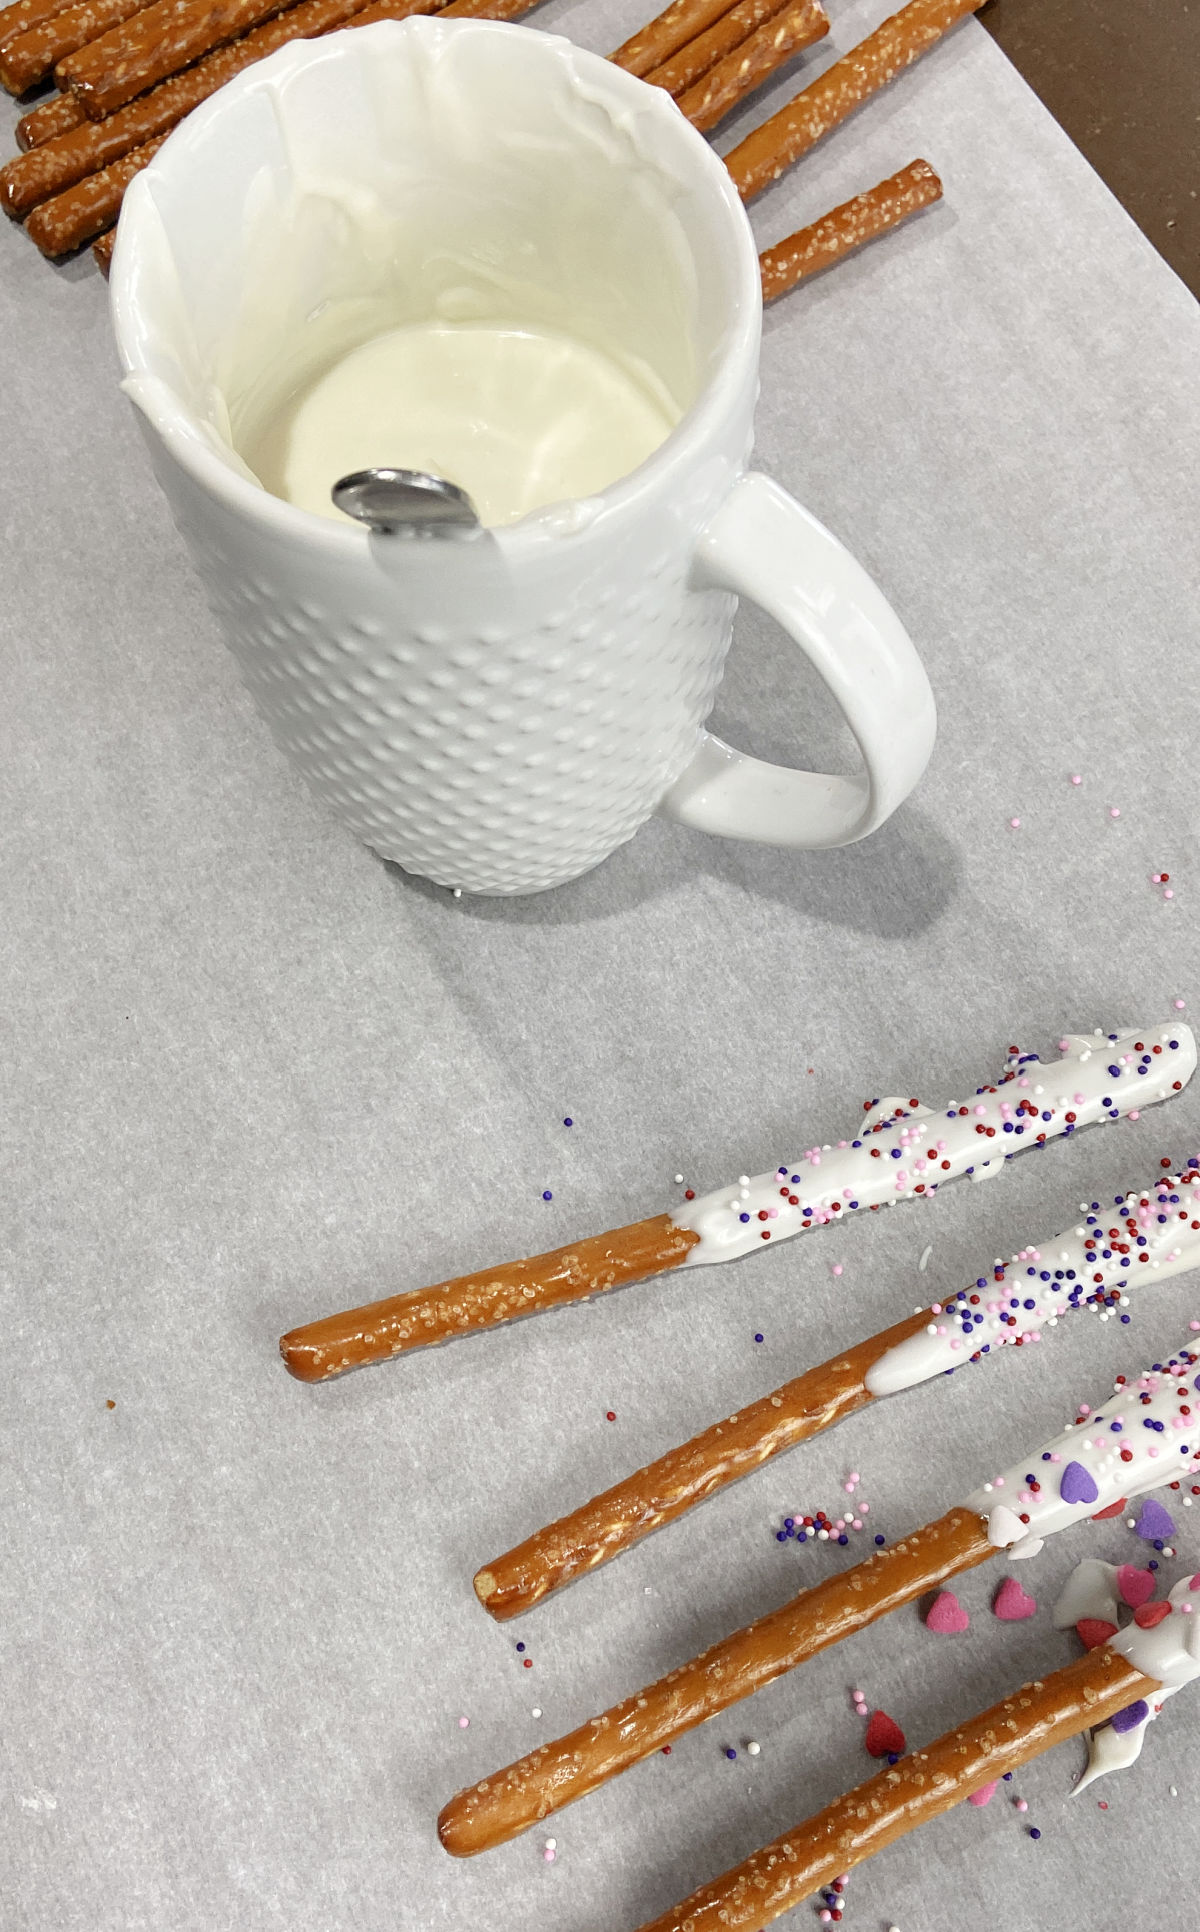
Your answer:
279,1026 -> 1195,1381
633,1647 -> 1163,1932
10,0 -> 821,246
643,0 -> 790,98
0,0 -> 147,92
759,157 -> 942,301
439,1325 -> 1200,1853
0,0 -> 76,51
725,0 -> 985,202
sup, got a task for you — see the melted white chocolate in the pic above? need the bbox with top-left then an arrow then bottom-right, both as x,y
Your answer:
242,322 -> 679,528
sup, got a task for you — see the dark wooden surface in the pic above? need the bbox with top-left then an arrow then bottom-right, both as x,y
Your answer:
982,0 -> 1200,297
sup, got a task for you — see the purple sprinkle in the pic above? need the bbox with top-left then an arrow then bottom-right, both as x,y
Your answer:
1136,1498 -> 1177,1541
1059,1460 -> 1100,1507
542,1190 -> 553,1202
563,1118 -> 573,1127
1111,1700 -> 1149,1735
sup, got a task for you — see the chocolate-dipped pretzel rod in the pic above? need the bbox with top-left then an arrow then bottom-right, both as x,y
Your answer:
281,1027 -> 1195,1381
475,1160 -> 1200,1618
439,1327 -> 1200,1852
632,1644 -> 1167,1932
727,0 -> 985,203
760,157 -> 942,301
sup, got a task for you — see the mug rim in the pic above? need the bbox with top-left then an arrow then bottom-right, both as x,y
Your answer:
110,15 -> 763,556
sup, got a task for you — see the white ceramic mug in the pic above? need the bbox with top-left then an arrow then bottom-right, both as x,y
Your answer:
112,17 -> 936,897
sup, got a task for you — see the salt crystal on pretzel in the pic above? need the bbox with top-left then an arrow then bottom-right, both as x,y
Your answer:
674,0 -> 828,133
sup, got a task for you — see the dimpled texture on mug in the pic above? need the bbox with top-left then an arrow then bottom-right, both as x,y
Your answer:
203,561 -> 736,896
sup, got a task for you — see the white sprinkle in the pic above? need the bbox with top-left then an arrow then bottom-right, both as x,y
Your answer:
545,1838 -> 556,1851
532,1707 -> 542,1718
1170,1786 -> 1178,1797
747,1741 -> 761,1756
452,887 -> 463,899
674,1175 -> 684,1185
918,1245 -> 933,1273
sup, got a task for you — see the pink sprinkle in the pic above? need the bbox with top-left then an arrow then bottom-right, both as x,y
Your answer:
1165,890 -> 1175,900
1078,1404 -> 1091,1417
1015,1799 -> 1028,1814
819,1913 -> 832,1924
1109,807 -> 1121,819
1175,999 -> 1186,1010
851,1689 -> 863,1701
849,1472 -> 860,1483
1009,817 -> 1021,829
859,1503 -> 870,1514
844,1482 -> 855,1493
1070,774 -> 1082,786
831,1264 -> 843,1277
458,1716 -> 470,1730
543,1848 -> 556,1864
852,1518 -> 862,1529
1128,1110 -> 1141,1121
1190,1321 -> 1200,1332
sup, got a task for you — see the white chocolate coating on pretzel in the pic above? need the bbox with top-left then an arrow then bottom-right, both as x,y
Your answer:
1075,1571 -> 1200,1791
867,1163 -> 1200,1397
677,1026 -> 1196,1267
965,1330 -> 1200,1552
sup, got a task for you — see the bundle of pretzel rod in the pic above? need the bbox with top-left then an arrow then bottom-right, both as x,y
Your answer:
438,1325 -> 1200,1853
474,1158 -> 1200,1619
632,1579 -> 1200,1932
0,0 -> 979,290
279,1025 -> 1196,1381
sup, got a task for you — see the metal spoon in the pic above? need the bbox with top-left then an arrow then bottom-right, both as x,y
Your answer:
331,468 -> 482,537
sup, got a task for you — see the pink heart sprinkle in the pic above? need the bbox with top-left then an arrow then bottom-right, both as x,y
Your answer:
925,1590 -> 970,1634
1117,1564 -> 1157,1609
968,1781 -> 999,1808
993,1576 -> 1038,1621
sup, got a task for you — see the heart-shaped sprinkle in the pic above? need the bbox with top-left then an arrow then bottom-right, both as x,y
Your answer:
993,1576 -> 1038,1620
1092,1497 -> 1128,1521
1059,1460 -> 1099,1507
1111,1699 -> 1149,1735
1133,1599 -> 1172,1629
925,1590 -> 970,1634
864,1711 -> 906,1758
967,1780 -> 998,1807
1117,1564 -> 1157,1608
1076,1617 -> 1118,1650
1135,1498 -> 1176,1542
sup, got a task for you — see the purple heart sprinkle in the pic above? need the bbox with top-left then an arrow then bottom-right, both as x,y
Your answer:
1136,1498 -> 1177,1541
1059,1460 -> 1099,1507
1111,1700 -> 1149,1735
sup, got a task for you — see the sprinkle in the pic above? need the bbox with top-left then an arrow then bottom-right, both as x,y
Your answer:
993,1577 -> 1037,1621
563,1117 -> 573,1127
532,1708 -> 542,1718
1109,807 -> 1121,818
542,1190 -> 553,1201
831,1264 -> 843,1277
925,1589 -> 970,1634
545,1838 -> 556,1851
747,1740 -> 761,1756
1136,1497 -> 1177,1541
1009,817 -> 1021,829
1029,1828 -> 1041,1840
725,1747 -> 737,1761
458,1716 -> 470,1729
754,1333 -> 764,1343
542,1848 -> 556,1864
1015,1798 -> 1028,1813
606,1411 -> 616,1422
1070,774 -> 1082,786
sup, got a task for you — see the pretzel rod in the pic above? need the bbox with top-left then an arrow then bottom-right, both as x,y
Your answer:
0,0 -> 146,95
445,1326 -> 1200,1853
58,0 -> 303,119
633,1647 -> 1159,1932
91,220 -> 112,269
15,90 -> 83,146
281,1027 -> 1194,1381
760,157 -> 942,301
475,1160 -> 1200,1618
675,0 -> 827,133
611,0 -> 741,77
726,0 -> 985,204
25,128 -> 162,252
2,0 -> 435,217
0,0 -> 75,52
643,0 -> 789,97
441,1508 -> 993,1855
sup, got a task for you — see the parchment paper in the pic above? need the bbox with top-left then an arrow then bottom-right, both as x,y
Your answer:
2,5 -> 1199,1929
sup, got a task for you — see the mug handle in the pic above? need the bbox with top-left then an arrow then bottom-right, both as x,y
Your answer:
658,472 -> 937,848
